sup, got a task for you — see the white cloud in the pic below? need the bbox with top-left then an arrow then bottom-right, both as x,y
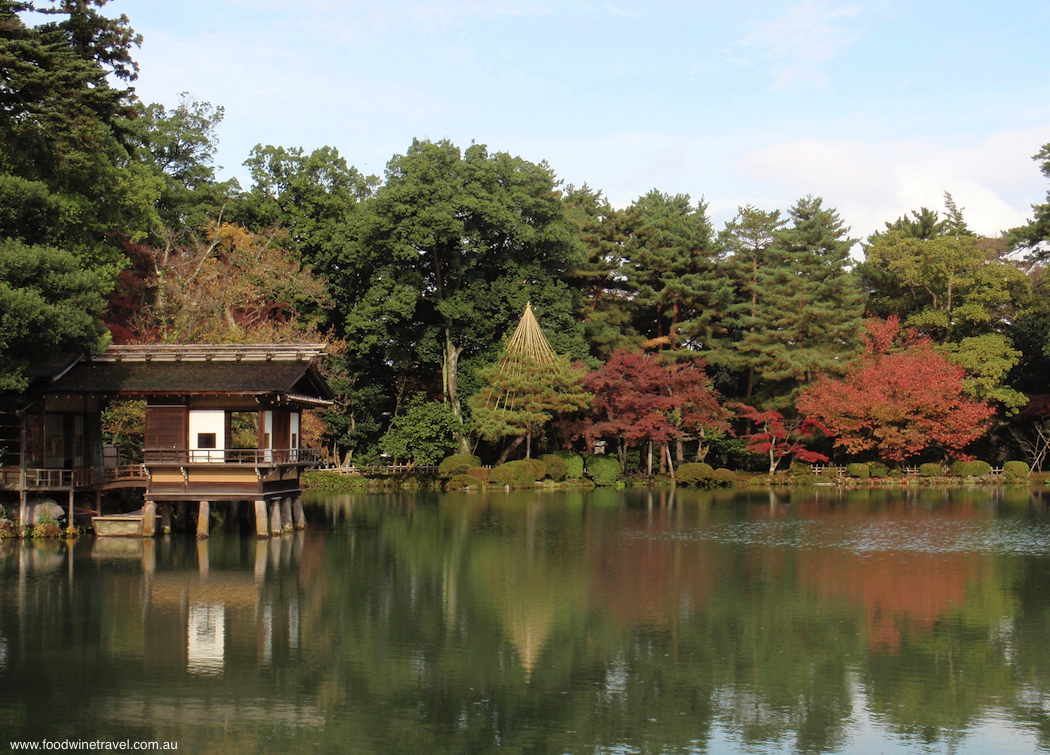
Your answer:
740,0 -> 860,89
736,128 -> 1049,238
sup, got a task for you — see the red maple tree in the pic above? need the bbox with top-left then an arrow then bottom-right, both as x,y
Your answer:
580,350 -> 728,471
732,404 -> 828,474
797,316 -> 995,462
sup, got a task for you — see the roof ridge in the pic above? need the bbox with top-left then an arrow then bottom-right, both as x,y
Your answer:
92,344 -> 328,363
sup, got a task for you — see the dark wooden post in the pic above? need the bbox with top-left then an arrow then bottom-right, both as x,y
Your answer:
160,504 -> 172,535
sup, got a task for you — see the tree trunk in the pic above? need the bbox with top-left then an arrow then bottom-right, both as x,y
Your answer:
497,436 -> 523,465
647,440 -> 653,476
665,444 -> 675,480
443,330 -> 469,453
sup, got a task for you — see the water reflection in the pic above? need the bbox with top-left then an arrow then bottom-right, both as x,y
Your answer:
0,488 -> 1048,753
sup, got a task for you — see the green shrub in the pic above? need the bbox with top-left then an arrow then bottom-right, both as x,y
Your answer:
1003,460 -> 1030,482
919,463 -> 942,477
586,455 -> 622,487
868,462 -> 889,478
1003,460 -> 1029,476
554,451 -> 585,479
889,469 -> 903,479
789,461 -> 813,477
846,463 -> 870,479
445,474 -> 482,491
301,470 -> 369,491
951,460 -> 992,477
538,454 -> 567,481
712,468 -> 736,487
525,458 -> 547,481
439,454 -> 482,479
466,466 -> 490,481
676,462 -> 715,487
489,460 -> 537,488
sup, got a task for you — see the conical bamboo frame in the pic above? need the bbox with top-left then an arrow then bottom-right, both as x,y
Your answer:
488,302 -> 558,414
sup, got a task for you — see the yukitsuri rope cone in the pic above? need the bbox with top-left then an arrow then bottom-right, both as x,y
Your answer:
487,301 -> 557,415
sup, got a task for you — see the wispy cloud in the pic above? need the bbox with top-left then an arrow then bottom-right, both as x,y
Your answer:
740,0 -> 859,89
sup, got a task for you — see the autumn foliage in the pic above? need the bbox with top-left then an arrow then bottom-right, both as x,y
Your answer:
797,317 -> 995,462
732,404 -> 828,474
579,349 -> 729,467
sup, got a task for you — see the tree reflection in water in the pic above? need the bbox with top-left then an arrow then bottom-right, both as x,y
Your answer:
0,486 -> 1049,753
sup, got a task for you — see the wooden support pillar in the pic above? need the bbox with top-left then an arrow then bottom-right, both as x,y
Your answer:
18,489 -> 27,533
176,501 -> 187,531
292,497 -> 306,530
269,500 -> 282,536
67,490 -> 74,526
197,500 -> 210,539
281,498 -> 293,532
254,499 -> 269,538
160,504 -> 172,536
95,490 -> 102,516
141,500 -> 156,538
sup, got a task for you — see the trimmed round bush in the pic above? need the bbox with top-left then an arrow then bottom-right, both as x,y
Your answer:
555,451 -> 585,480
439,454 -> 482,479
489,460 -> 538,488
868,462 -> 889,479
525,458 -> 547,481
676,462 -> 715,487
712,468 -> 736,487
952,460 -> 992,477
1003,460 -> 1030,482
538,454 -> 567,481
1004,460 -> 1030,476
466,466 -> 490,481
919,463 -> 942,477
586,455 -> 622,487
445,474 -> 482,491
846,463 -> 870,479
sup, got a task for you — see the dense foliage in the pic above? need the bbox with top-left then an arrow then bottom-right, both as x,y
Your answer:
2,0 -> 1048,471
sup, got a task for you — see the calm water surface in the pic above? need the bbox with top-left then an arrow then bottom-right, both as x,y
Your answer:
3,486 -> 1050,754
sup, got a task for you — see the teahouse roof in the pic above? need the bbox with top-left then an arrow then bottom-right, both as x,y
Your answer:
46,344 -> 333,404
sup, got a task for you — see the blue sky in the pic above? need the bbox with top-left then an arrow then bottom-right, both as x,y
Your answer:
108,0 -> 1050,239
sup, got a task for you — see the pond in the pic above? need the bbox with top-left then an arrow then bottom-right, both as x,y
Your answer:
2,486 -> 1050,754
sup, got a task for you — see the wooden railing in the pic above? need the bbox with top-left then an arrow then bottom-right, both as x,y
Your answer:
0,464 -> 148,489
144,448 -> 320,466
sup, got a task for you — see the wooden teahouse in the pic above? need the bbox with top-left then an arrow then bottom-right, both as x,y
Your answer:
0,344 -> 332,537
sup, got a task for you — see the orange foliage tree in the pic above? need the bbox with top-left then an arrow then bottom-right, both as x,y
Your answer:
797,317 -> 995,462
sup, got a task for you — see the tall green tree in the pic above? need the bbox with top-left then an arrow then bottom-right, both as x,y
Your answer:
0,0 -> 158,269
561,184 -> 635,360
717,205 -> 787,397
135,95 -> 239,230
622,191 -> 731,351
346,139 -> 585,441
731,197 -> 864,409
0,240 -> 110,390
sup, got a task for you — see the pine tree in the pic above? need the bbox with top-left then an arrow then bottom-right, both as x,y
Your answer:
733,196 -> 864,409
622,190 -> 732,352
717,205 -> 787,397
